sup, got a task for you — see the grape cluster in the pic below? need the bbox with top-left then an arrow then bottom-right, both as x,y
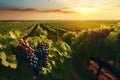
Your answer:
36,42 -> 49,68
19,40 -> 38,67
18,40 -> 49,76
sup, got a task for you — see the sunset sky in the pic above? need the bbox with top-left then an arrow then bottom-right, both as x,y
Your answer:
0,0 -> 120,20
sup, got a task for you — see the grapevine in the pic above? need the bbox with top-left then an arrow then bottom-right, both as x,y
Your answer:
18,39 -> 50,76
0,23 -> 72,80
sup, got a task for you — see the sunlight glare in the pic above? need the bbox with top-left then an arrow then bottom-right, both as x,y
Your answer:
74,7 -> 95,13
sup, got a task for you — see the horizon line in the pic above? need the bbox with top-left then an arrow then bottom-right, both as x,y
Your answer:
0,19 -> 120,21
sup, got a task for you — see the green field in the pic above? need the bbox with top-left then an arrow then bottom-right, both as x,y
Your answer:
0,20 -> 120,80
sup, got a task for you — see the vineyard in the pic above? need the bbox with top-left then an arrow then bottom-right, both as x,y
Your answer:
0,21 -> 120,80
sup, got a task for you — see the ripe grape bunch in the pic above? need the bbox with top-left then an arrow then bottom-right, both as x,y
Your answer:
18,40 -> 49,76
34,42 -> 49,76
36,42 -> 49,67
18,39 -> 38,67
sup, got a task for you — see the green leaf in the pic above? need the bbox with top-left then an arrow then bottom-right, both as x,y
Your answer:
0,52 -> 17,69
0,52 -> 9,67
9,31 -> 16,39
9,39 -> 18,47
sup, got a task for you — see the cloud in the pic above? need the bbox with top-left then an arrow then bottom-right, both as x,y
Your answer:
7,7 -> 74,13
8,8 -> 40,12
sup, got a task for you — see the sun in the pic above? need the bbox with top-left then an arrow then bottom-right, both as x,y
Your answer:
80,8 -> 92,13
74,7 -> 94,13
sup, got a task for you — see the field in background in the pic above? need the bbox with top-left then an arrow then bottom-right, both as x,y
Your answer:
0,20 -> 120,80
0,20 -> 119,34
